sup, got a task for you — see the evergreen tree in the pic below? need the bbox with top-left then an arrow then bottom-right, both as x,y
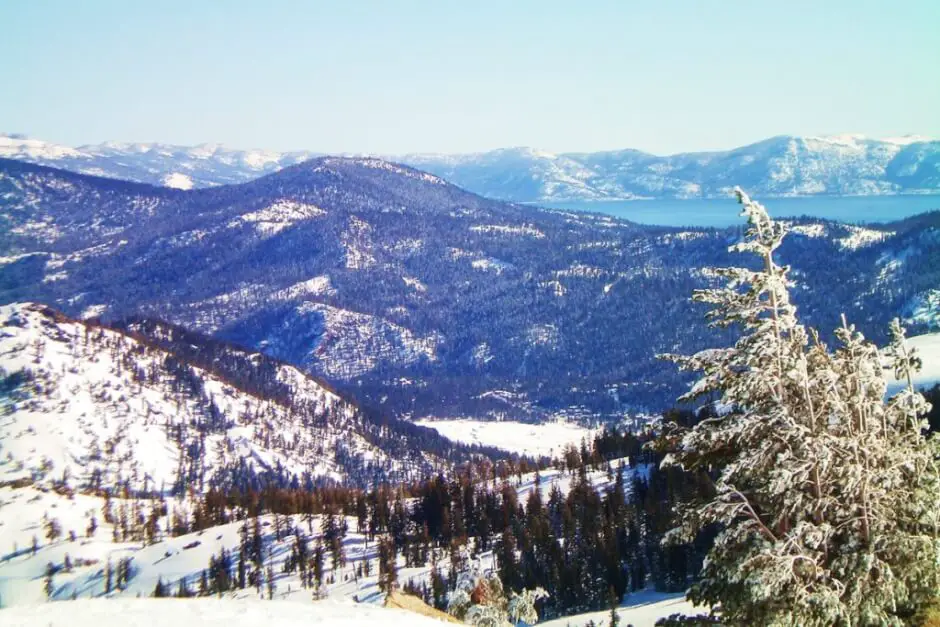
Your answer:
662,188 -> 940,626
311,542 -> 326,599
44,516 -> 62,543
176,578 -> 192,598
377,537 -> 398,593
266,566 -> 275,600
44,562 -> 55,599
153,577 -> 168,598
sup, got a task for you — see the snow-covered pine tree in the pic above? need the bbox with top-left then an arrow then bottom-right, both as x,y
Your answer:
661,187 -> 940,626
447,552 -> 548,627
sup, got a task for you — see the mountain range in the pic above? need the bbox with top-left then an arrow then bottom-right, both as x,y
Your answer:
3,133 -> 938,201
2,155 -> 938,423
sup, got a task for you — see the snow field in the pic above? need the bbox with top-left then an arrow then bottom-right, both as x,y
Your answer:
413,419 -> 597,458
0,597 -> 452,627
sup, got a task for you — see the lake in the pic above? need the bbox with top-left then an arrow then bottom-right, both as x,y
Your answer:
539,195 -> 940,228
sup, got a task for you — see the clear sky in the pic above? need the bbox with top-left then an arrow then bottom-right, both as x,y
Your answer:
2,0 -> 938,155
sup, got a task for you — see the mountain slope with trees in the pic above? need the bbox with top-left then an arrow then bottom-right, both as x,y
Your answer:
0,302 -> 505,494
2,157 -> 939,421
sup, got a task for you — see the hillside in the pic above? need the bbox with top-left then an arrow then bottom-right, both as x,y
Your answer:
3,133 -> 939,201
0,451 -> 664,611
0,303 -> 499,494
2,157 -> 939,421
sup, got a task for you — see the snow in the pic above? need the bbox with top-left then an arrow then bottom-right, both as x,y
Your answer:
324,157 -> 445,185
412,419 -> 596,457
835,225 -> 894,251
241,150 -> 284,170
789,223 -> 827,238
540,280 -> 566,297
162,173 -> 194,190
0,483 -> 479,619
554,264 -> 609,279
890,332 -> 940,390
470,224 -> 546,239
539,590 -> 700,627
0,490 -> 695,624
402,276 -> 427,293
0,136 -> 81,160
905,289 -> 940,331
271,275 -> 336,301
880,135 -> 934,146
470,258 -> 513,274
230,201 -> 326,236
0,598 -> 451,627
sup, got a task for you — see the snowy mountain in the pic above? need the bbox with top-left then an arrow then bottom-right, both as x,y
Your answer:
0,303 -> 501,494
0,134 -> 317,190
1,157 -> 938,421
3,133 -> 938,201
406,134 -> 940,201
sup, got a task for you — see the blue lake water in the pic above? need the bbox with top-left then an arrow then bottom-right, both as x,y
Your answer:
539,195 -> 940,228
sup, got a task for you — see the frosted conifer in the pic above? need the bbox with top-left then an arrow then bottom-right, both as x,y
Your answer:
447,553 -> 548,626
661,188 -> 940,626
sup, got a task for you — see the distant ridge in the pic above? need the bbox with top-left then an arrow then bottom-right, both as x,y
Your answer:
2,133 -> 938,201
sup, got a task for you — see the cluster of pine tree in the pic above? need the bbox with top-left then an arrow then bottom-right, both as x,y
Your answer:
148,424 -> 711,620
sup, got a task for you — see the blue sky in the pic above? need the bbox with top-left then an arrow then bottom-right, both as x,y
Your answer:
2,0 -> 938,155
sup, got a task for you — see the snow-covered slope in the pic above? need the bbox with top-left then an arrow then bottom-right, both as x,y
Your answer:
0,303 -> 455,493
0,597 -> 450,627
0,482 -> 695,625
0,486 -> 416,608
0,458 -> 659,615
0,595 -> 701,627
539,590 -> 698,627
3,133 -> 939,201
414,419 -> 597,458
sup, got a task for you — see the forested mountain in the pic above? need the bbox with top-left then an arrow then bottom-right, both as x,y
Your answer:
4,132 -> 939,200
2,157 -> 939,421
0,302 -> 504,494
1,417 -> 705,623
